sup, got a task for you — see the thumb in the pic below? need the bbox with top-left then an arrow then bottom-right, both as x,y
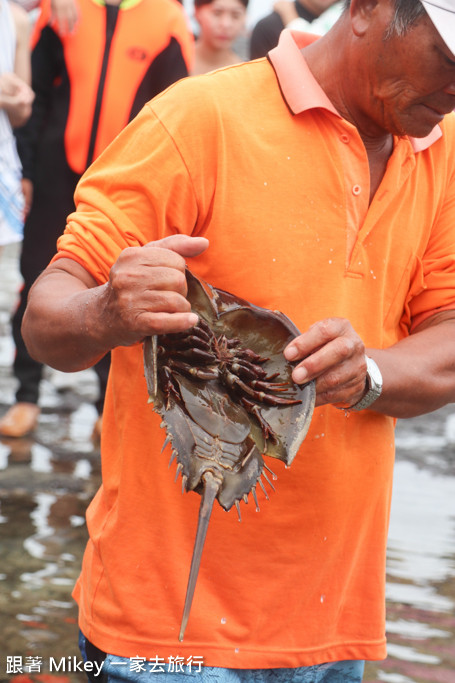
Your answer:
146,234 -> 209,258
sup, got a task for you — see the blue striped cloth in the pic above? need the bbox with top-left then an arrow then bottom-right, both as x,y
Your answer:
0,0 -> 25,245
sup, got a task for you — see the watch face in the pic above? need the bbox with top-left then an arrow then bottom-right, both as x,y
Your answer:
366,358 -> 383,392
349,357 -> 383,411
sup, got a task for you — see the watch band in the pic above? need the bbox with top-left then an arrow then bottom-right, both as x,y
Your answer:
348,356 -> 383,411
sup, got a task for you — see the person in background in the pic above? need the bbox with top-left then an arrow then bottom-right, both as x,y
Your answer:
47,0 -> 79,34
0,0 -> 193,439
13,0 -> 80,33
250,0 -> 342,59
192,0 -> 248,75
0,0 -> 34,253
20,0 -> 455,680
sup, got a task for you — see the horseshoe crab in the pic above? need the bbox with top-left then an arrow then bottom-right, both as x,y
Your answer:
143,270 -> 315,641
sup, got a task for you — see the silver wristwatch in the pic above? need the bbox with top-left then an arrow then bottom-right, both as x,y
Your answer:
349,356 -> 383,411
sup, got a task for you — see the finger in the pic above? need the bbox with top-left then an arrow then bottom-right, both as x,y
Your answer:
315,381 -> 365,408
284,320 -> 342,383
142,264 -> 189,294
136,288 -> 193,315
284,318 -> 347,362
102,288 -> 198,347
284,319 -> 364,385
146,235 -> 209,258
109,264 -> 189,306
139,311 -> 199,337
297,335 -> 360,383
112,246 -> 187,280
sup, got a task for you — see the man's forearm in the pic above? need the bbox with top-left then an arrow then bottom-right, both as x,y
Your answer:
22,265 -> 112,372
368,313 -> 455,418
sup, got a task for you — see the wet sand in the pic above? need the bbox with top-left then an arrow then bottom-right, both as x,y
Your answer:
0,243 -> 454,683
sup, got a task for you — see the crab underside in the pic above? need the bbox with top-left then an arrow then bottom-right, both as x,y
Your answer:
143,269 -> 315,640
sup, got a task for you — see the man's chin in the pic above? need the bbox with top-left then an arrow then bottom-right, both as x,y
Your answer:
397,106 -> 447,138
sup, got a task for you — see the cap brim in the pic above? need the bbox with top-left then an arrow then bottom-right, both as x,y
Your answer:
421,0 -> 455,55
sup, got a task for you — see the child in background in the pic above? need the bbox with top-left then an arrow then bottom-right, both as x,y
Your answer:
192,0 -> 248,75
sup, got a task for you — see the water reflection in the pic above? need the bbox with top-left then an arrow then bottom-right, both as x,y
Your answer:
365,407 -> 455,683
0,389 -> 100,682
0,411 -> 454,682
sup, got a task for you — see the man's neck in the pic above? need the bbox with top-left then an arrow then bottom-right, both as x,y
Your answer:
301,24 -> 395,202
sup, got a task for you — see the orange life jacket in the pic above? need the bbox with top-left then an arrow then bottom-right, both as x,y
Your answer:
31,0 -> 193,173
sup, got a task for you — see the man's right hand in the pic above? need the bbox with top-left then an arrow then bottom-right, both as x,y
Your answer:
98,235 -> 209,348
22,235 -> 209,372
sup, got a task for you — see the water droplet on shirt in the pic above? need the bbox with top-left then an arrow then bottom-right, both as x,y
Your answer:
320,594 -> 325,603
221,617 -> 227,625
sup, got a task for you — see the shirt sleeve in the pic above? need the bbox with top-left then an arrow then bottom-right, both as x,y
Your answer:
408,153 -> 455,329
53,101 -> 199,284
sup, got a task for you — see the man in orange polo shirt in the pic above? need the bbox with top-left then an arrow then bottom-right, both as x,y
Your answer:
21,0 -> 455,681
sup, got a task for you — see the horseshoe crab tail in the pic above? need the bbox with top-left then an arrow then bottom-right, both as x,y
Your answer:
179,471 -> 219,642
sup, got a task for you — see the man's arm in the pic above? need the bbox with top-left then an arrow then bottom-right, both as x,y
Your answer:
284,311 -> 455,418
369,311 -> 455,417
22,235 -> 209,373
10,0 -> 32,85
0,2 -> 34,128
50,0 -> 80,35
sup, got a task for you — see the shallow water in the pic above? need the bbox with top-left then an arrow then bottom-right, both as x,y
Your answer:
0,244 -> 454,683
369,414 -> 455,683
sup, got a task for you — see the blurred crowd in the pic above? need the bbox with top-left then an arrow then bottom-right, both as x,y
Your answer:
0,0 -> 342,441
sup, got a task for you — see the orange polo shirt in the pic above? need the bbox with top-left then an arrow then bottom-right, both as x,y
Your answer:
54,30 -> 455,667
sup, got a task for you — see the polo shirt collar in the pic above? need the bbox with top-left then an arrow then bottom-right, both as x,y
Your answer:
267,29 -> 442,153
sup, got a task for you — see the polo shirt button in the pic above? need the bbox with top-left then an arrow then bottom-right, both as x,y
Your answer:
340,134 -> 350,143
352,184 -> 362,195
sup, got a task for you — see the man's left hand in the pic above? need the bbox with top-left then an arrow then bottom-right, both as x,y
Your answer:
284,317 -> 367,408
